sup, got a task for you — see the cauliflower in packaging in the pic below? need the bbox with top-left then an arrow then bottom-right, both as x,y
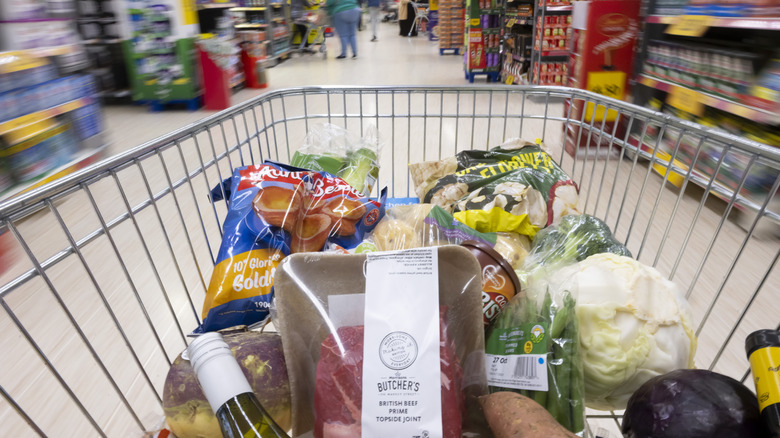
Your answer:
409,139 -> 581,236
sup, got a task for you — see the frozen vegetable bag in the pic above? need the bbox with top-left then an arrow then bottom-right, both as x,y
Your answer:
272,247 -> 491,437
196,163 -> 385,333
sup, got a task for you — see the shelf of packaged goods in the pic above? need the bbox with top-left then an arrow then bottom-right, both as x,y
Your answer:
230,7 -> 267,11
479,8 -> 504,14
638,74 -> 780,125
505,11 -> 533,18
235,23 -> 269,28
0,17 -> 73,23
197,2 -> 239,9
270,3 -> 284,7
539,49 -> 569,57
0,98 -> 92,136
272,17 -> 286,23
505,17 -> 533,26
482,28 -> 501,35
645,14 -> 780,30
628,133 -> 780,223
0,141 -> 106,204
27,44 -> 82,57
540,4 -> 573,12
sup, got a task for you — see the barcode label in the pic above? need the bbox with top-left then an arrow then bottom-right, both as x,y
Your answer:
485,354 -> 548,391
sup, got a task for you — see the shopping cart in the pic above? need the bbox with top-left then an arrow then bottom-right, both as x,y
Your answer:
290,5 -> 328,59
0,86 -> 778,437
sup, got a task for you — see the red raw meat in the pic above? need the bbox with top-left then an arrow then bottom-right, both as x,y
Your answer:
314,308 -> 464,438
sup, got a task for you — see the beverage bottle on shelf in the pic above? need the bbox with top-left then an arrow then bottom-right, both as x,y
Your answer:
187,332 -> 290,438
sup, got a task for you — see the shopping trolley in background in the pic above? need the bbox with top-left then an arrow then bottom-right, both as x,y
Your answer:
0,86 -> 778,437
290,0 -> 329,59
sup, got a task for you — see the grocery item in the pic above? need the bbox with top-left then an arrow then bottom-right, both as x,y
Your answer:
197,163 -> 385,333
313,310 -> 463,438
162,327 -> 291,438
409,139 -> 580,233
366,204 -> 531,269
289,123 -> 382,196
485,287 -> 584,434
745,329 -> 780,436
518,213 -> 630,284
479,391 -> 578,438
272,247 -> 489,437
622,369 -> 765,438
186,332 -> 290,438
529,253 -> 697,411
461,240 -> 522,327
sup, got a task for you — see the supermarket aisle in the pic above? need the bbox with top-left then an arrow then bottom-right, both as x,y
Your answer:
103,19 -> 470,156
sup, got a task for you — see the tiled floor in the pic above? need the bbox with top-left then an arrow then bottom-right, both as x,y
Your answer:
1,17 -> 778,438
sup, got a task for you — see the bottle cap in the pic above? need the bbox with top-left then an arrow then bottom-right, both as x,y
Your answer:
745,329 -> 780,359
188,332 -> 253,413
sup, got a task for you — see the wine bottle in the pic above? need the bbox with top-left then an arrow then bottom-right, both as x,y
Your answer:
188,332 -> 290,438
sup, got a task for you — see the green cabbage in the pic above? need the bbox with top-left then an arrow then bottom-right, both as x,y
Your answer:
527,253 -> 698,411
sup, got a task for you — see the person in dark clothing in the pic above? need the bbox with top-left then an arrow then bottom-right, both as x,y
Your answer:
398,0 -> 417,36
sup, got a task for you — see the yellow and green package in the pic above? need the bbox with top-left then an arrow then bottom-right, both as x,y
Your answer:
409,139 -> 580,235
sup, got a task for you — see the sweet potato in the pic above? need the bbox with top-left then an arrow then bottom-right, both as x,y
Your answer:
479,391 -> 579,438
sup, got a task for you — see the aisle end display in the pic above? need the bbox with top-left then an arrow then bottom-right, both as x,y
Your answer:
465,0 -> 503,82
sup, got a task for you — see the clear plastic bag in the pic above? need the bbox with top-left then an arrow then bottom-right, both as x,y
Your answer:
484,287 -> 585,436
272,247 -> 492,438
290,123 -> 383,196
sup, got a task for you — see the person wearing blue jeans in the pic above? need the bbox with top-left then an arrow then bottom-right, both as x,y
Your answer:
328,0 -> 361,59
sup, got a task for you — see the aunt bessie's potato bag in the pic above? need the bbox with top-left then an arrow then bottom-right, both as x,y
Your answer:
195,163 -> 386,333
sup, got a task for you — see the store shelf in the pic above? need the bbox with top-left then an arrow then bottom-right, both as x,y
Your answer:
271,17 -> 286,23
0,17 -> 73,23
0,98 -> 92,135
505,17 -> 533,26
638,74 -> 780,124
235,23 -> 268,28
628,133 -> 780,223
230,7 -> 267,11
0,142 -> 106,204
27,45 -> 82,57
197,2 -> 239,9
543,4 -> 573,12
270,3 -> 285,7
645,14 -> 780,30
539,49 -> 569,56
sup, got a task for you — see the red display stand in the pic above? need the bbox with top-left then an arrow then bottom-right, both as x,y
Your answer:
564,0 -> 640,157
198,47 -> 232,111
241,50 -> 268,89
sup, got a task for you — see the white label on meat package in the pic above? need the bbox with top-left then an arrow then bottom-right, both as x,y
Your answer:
362,248 -> 443,438
485,353 -> 549,391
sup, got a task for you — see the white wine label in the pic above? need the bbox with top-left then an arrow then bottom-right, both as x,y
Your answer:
361,248 -> 443,438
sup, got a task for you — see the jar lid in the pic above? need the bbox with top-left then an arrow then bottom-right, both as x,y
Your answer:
745,329 -> 780,359
460,240 -> 521,294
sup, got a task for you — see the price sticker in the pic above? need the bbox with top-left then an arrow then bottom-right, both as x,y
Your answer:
667,85 -> 705,117
505,74 -> 515,85
666,15 -> 712,37
506,18 -> 516,27
585,71 -> 625,122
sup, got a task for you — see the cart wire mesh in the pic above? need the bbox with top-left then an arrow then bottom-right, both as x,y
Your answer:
0,86 -> 778,437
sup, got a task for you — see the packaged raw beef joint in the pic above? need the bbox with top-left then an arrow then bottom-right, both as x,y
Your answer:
272,246 -> 491,437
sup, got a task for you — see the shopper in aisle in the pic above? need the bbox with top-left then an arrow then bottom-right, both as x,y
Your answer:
368,0 -> 384,41
327,0 -> 362,59
398,0 -> 418,36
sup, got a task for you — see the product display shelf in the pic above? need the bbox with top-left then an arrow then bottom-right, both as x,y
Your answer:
529,0 -> 572,84
501,3 -> 534,86
645,14 -> 780,30
122,38 -> 200,109
639,74 -> 780,125
0,98 -> 91,133
197,2 -> 240,9
438,0 -> 465,55
464,0 -> 503,82
231,0 -> 292,62
627,132 -> 780,223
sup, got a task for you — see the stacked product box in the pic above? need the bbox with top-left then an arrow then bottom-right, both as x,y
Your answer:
532,61 -> 568,85
438,0 -> 465,51
535,14 -> 572,52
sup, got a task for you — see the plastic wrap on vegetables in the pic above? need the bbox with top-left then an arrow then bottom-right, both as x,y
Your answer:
290,123 -> 382,196
484,287 -> 585,436
518,213 -> 631,285
196,163 -> 386,333
408,139 -> 580,235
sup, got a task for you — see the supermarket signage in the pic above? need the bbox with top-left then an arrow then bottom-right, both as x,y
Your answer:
585,71 -> 625,122
666,15 -> 712,37
666,85 -> 705,116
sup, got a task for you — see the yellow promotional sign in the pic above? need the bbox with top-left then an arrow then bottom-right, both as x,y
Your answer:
470,18 -> 481,26
585,71 -> 626,122
181,0 -> 198,25
667,85 -> 705,117
666,15 -> 712,37
505,74 -> 514,85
